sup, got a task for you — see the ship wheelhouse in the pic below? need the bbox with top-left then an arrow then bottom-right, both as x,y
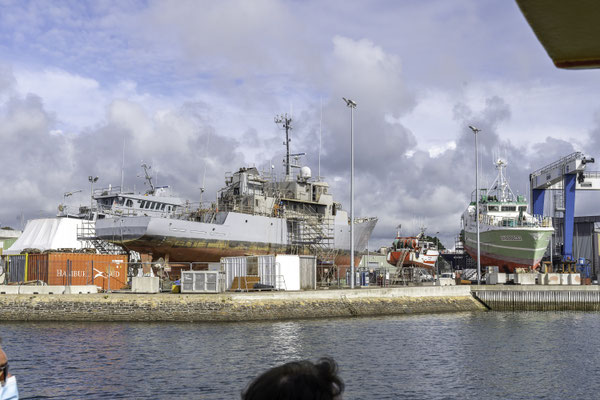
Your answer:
466,159 -> 551,230
93,186 -> 183,219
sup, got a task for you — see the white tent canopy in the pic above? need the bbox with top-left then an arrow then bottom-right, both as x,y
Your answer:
5,217 -> 85,255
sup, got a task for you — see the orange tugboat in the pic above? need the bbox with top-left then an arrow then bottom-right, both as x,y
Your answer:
386,228 -> 440,271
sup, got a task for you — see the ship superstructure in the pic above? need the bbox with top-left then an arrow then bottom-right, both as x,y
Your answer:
94,115 -> 377,263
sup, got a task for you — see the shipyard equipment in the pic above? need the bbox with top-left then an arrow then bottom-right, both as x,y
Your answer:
529,152 -> 597,261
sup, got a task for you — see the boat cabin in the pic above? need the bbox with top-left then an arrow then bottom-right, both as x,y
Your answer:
93,186 -> 185,218
218,166 -> 337,219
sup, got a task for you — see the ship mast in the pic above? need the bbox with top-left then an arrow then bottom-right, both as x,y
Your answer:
141,163 -> 155,194
489,158 -> 515,202
275,114 -> 293,180
498,160 -> 508,201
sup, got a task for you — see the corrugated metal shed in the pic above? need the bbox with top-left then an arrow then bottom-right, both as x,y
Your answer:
553,216 -> 600,279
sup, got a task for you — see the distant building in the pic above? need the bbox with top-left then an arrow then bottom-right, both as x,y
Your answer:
0,228 -> 22,255
553,216 -> 600,279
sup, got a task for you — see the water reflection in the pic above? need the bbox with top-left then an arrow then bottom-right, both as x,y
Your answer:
267,321 -> 303,362
2,312 -> 600,399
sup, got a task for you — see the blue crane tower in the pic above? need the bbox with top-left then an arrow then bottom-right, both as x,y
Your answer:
529,152 -> 596,261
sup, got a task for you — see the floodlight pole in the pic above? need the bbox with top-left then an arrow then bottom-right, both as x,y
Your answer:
344,97 -> 357,288
469,125 -> 482,284
88,176 -> 98,220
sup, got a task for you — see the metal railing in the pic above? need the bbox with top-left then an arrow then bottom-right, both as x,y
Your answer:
530,151 -> 583,177
76,221 -> 127,254
478,214 -> 552,228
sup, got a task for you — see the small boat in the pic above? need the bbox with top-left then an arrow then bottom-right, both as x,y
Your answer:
386,228 -> 440,270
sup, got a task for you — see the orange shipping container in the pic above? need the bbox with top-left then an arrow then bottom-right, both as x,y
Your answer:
41,253 -> 128,290
27,253 -> 49,283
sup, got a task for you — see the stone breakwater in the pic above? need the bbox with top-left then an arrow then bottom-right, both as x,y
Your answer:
0,286 -> 484,322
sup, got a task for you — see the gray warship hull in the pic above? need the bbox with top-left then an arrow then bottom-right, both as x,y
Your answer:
95,211 -> 377,264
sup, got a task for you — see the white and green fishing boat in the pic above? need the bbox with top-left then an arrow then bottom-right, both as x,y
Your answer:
461,159 -> 553,273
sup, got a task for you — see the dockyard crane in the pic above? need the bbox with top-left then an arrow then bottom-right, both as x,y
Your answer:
529,152 -> 597,261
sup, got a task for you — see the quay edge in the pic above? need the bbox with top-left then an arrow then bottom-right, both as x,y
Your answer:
0,286 -> 484,322
472,285 -> 600,311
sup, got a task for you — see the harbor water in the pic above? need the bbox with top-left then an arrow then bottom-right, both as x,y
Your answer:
2,312 -> 599,399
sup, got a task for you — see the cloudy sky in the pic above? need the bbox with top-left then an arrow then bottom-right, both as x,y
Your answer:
1,0 -> 600,249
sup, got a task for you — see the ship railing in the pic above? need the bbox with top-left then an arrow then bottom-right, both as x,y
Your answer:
169,201 -> 205,218
98,205 -> 174,218
97,205 -> 135,216
539,215 -> 553,228
136,201 -> 216,220
583,171 -> 600,179
93,186 -> 126,196
482,214 -> 552,228
217,197 -> 282,217
354,217 -> 377,224
98,201 -> 214,219
217,198 -> 255,215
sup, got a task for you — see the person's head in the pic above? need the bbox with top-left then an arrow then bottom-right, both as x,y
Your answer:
242,357 -> 344,400
0,338 -> 7,385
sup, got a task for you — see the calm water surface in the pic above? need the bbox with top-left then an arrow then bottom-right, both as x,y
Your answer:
1,312 -> 599,399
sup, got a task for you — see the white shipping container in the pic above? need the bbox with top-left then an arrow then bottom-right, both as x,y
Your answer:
275,255 -> 300,291
222,256 -> 249,290
257,255 -> 278,288
221,255 -> 314,291
222,255 -> 284,290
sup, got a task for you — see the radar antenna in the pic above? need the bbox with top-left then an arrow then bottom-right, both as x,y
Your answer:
141,163 -> 155,194
274,113 -> 293,180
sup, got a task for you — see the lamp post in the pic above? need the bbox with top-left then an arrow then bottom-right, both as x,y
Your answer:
343,97 -> 357,289
468,125 -> 482,284
88,176 -> 98,219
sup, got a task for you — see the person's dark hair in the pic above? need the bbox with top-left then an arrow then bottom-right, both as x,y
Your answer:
242,357 -> 344,400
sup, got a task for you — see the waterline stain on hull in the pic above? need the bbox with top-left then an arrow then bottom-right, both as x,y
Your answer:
114,235 -> 359,265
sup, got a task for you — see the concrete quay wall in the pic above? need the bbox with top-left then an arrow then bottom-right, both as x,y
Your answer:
0,286 -> 484,322
472,285 -> 600,311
